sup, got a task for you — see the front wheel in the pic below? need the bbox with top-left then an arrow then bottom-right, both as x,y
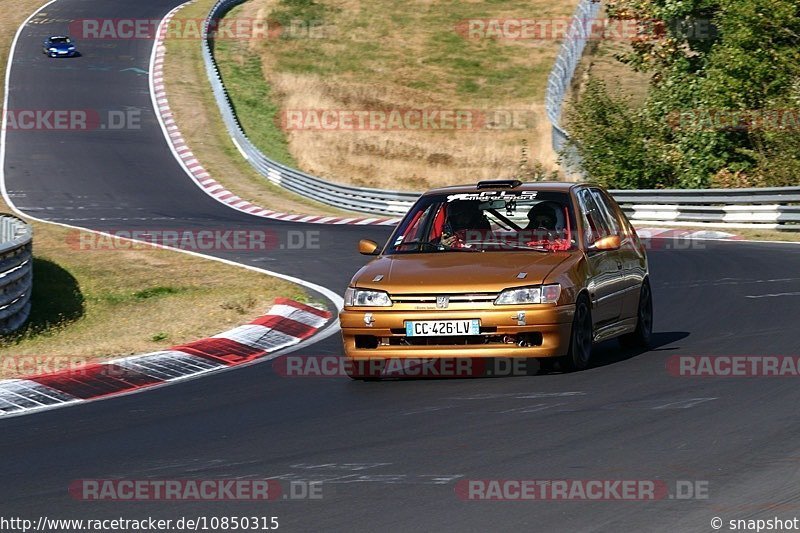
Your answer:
559,295 -> 593,372
620,279 -> 653,349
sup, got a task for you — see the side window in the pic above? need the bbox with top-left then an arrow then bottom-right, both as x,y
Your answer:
590,189 -> 620,237
576,188 -> 612,245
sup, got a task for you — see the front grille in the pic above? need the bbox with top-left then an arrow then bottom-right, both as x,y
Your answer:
390,292 -> 498,304
352,332 -> 543,349
389,332 -> 543,347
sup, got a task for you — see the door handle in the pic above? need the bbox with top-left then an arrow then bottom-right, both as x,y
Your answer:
616,261 -> 623,270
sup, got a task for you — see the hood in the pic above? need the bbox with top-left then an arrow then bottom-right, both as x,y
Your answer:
351,251 -> 573,294
50,42 -> 74,50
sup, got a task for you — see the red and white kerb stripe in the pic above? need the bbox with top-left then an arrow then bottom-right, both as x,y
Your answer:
0,298 -> 331,416
151,6 -> 398,227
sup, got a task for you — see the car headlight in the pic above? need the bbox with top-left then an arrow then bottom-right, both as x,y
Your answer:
49,47 -> 57,51
494,284 -> 562,305
344,287 -> 392,307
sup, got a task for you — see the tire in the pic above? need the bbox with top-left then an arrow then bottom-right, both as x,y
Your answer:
534,357 -> 555,374
559,295 -> 593,372
620,278 -> 653,349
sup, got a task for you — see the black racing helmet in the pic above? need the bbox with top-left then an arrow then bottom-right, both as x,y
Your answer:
527,201 -> 562,230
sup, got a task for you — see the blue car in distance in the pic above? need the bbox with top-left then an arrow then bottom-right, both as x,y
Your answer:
42,36 -> 78,57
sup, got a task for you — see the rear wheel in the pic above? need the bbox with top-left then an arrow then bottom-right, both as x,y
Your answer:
559,295 -> 593,372
620,278 -> 653,349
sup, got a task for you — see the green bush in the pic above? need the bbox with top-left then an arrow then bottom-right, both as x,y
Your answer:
567,0 -> 800,189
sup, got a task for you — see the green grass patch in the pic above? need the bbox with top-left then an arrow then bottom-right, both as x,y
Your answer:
270,0 -> 337,27
214,19 -> 297,166
212,0 -> 573,165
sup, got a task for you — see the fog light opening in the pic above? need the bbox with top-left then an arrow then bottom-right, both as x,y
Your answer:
355,335 -> 379,349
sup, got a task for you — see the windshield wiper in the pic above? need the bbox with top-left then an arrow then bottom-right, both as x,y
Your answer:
465,240 -> 552,252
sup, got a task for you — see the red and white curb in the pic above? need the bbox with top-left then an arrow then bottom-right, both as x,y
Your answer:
0,298 -> 331,418
149,4 -> 399,227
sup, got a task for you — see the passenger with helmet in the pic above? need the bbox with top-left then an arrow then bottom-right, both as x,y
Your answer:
525,201 -> 562,231
523,201 -> 570,250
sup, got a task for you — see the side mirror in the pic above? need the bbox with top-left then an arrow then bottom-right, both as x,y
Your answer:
358,239 -> 380,255
591,235 -> 621,251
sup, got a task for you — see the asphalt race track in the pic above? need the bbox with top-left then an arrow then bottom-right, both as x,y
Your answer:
1,0 -> 800,531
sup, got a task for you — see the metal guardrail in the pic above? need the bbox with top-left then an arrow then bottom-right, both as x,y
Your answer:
202,0 -> 417,216
200,0 -> 799,230
0,215 -> 33,334
544,0 -> 602,156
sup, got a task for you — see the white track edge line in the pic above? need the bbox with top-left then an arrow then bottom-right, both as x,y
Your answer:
0,0 -> 342,420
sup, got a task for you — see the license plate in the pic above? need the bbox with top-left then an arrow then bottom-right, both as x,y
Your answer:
405,319 -> 480,337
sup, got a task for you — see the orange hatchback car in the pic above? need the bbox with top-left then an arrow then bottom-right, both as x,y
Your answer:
340,180 -> 652,376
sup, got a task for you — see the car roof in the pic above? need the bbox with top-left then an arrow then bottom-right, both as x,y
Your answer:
423,180 -> 585,196
47,35 -> 70,40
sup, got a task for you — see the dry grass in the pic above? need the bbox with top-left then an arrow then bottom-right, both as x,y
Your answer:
0,227 -> 306,360
162,0 -> 352,216
566,6 -> 651,122
211,0 -> 576,191
572,38 -> 650,106
269,74 -> 556,190
0,1 -> 308,378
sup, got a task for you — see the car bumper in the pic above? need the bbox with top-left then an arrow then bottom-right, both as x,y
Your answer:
340,304 -> 575,359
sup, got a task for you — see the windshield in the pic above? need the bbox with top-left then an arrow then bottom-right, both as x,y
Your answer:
50,37 -> 71,44
386,190 -> 577,254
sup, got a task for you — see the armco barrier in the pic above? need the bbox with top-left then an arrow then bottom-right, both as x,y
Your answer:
202,0 -> 417,217
200,1 -> 799,230
544,0 -> 602,155
0,215 -> 33,333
